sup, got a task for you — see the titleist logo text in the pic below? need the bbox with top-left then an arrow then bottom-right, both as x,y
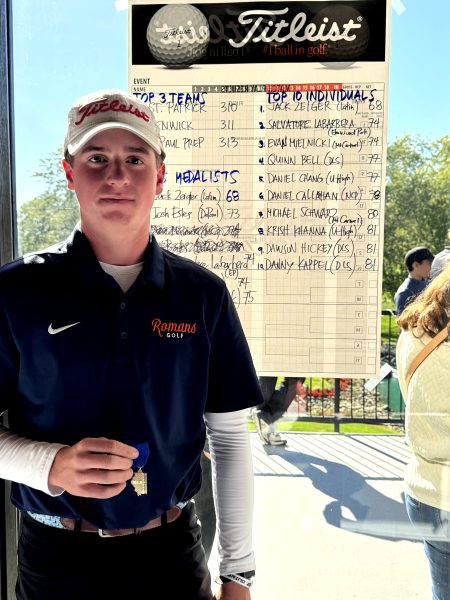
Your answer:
229,9 -> 362,48
75,99 -> 151,126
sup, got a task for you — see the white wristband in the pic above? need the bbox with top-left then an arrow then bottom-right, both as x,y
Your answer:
216,573 -> 253,588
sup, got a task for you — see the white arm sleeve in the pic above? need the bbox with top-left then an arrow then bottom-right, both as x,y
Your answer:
204,409 -> 255,574
0,424 -> 66,496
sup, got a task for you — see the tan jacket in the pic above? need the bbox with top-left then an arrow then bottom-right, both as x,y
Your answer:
396,328 -> 450,511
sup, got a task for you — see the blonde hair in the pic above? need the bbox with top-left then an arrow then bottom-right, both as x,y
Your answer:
397,261 -> 450,338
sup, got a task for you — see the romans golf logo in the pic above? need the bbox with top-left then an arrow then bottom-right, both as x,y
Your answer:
151,317 -> 197,339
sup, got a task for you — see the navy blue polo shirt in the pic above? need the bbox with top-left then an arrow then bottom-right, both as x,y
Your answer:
0,228 -> 263,529
394,277 -> 428,315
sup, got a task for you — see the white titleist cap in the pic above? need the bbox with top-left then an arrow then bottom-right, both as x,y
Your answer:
63,89 -> 165,160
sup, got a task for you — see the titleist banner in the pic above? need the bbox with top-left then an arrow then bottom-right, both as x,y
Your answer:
131,1 -> 386,66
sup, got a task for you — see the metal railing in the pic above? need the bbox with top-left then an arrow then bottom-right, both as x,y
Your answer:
282,310 -> 404,432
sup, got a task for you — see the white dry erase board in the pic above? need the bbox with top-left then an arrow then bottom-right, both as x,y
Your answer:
128,0 -> 391,377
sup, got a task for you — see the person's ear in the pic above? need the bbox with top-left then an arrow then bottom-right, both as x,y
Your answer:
62,159 -> 75,190
155,162 -> 165,196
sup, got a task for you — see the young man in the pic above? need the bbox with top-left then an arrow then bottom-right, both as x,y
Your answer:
394,246 -> 434,315
0,89 -> 261,599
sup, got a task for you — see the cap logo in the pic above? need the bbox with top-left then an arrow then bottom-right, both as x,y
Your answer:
74,98 -> 151,127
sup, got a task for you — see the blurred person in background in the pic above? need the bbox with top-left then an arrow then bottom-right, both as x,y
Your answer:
396,261 -> 450,600
394,246 -> 434,315
430,230 -> 450,278
252,377 -> 306,446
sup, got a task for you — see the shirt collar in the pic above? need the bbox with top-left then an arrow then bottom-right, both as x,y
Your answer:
65,227 -> 165,290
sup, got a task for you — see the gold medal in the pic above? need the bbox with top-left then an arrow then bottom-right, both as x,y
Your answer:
131,468 -> 148,496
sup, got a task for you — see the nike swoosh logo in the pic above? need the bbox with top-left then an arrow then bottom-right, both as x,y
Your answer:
48,322 -> 81,335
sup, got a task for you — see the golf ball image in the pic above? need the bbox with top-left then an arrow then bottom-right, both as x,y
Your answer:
146,4 -> 210,68
311,5 -> 370,67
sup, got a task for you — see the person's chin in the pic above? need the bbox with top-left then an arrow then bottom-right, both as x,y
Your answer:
100,209 -> 134,225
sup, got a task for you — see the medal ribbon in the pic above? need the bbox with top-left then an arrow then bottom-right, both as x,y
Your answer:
132,442 -> 150,469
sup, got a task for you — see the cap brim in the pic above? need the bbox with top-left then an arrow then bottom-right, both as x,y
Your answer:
67,122 -> 166,161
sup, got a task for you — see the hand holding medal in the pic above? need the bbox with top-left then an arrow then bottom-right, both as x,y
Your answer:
131,442 -> 150,496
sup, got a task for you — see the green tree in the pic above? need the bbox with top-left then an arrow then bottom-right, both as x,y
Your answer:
17,151 -> 79,254
384,135 -> 450,299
